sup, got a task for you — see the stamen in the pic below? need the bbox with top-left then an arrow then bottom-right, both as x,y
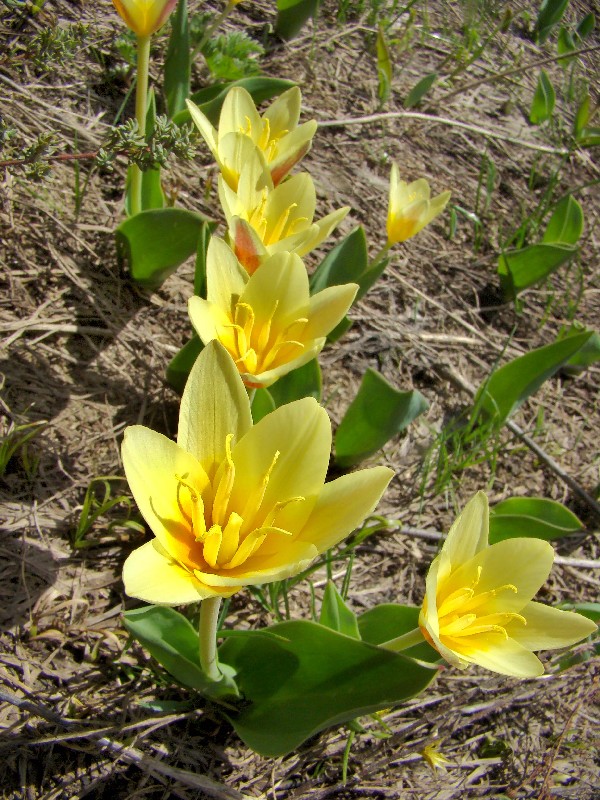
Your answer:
203,524 -> 222,568
175,473 -> 206,539
266,203 -> 296,245
437,587 -> 475,618
219,512 -> 243,565
263,495 -> 305,527
212,434 -> 235,526
241,450 -> 280,526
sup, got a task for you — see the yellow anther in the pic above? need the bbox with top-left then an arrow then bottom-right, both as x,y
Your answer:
241,450 -> 280,526
263,495 -> 305,527
175,473 -> 207,539
267,204 -> 296,245
212,434 -> 236,526
437,587 -> 475,619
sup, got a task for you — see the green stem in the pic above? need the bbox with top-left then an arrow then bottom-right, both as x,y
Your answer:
199,596 -> 223,681
380,627 -> 424,653
370,243 -> 391,267
130,34 -> 151,217
193,2 -> 236,59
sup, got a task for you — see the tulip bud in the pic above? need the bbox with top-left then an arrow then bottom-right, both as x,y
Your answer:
112,0 -> 178,37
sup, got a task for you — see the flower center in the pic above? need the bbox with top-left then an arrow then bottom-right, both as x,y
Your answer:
175,435 -> 303,572
218,300 -> 307,377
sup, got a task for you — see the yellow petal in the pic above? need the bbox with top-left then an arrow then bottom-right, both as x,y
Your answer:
177,341 -> 252,476
205,236 -> 248,308
304,283 -> 358,340
195,540 -> 318,586
263,86 -> 302,134
187,297 -> 228,346
218,87 -> 261,143
122,426 -> 207,565
264,173 -> 316,233
243,341 -> 323,389
229,398 -> 331,532
443,491 -> 489,567
293,206 -> 350,257
186,99 -> 217,158
269,121 -> 317,185
298,466 -> 394,553
509,601 -> 597,650
217,132 -> 268,191
453,633 -> 545,677
241,251 -> 309,322
123,541 -> 230,604
113,0 -> 177,36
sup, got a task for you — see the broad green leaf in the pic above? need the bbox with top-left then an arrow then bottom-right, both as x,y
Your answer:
576,126 -> 600,147
251,388 -> 276,423
125,89 -> 165,215
358,604 -> 439,663
326,314 -> 354,345
529,70 -> 555,124
376,25 -> 392,104
194,220 -> 212,298
534,0 -> 569,42
489,497 -> 584,543
563,329 -> 600,371
219,620 -> 437,757
319,581 -> 360,639
542,195 -> 584,245
310,226 -> 369,295
166,334 -> 204,394
473,331 -> 592,426
123,606 -> 238,697
164,0 -> 190,118
116,208 -> 208,290
275,0 -> 320,41
335,369 -> 429,468
498,242 -> 578,299
268,359 -> 322,406
576,12 -> 595,39
574,94 -> 590,138
557,26 -> 575,63
173,77 -> 296,126
404,72 -> 437,109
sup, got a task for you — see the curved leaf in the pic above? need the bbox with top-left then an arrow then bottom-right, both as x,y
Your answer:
358,604 -> 439,663
489,497 -> 584,543
275,0 -> 320,41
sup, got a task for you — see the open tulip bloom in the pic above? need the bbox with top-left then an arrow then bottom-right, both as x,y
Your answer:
187,86 -> 318,190
188,238 -> 357,388
218,155 -> 349,274
386,163 -> 451,244
413,492 -> 596,677
122,341 -> 392,604
112,0 -> 177,36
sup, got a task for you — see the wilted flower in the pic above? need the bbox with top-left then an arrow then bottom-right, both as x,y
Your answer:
112,0 -> 177,36
386,163 -> 450,244
188,238 -> 357,388
419,492 -> 596,677
122,342 -> 392,604
219,155 -> 349,273
187,86 -> 317,190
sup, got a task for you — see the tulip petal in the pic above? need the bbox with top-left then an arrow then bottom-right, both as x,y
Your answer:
443,491 -> 489,566
298,466 -> 393,553
219,88 -> 261,145
186,100 -> 218,158
263,87 -> 302,134
229,398 -> 331,531
229,217 -> 267,274
195,540 -> 318,586
293,206 -> 350,257
269,121 -> 317,184
217,132 -> 268,191
122,426 -> 207,565
509,601 -> 597,650
242,341 -> 323,389
123,540 -> 233,604
177,341 -> 252,474
264,173 -> 316,232
241,252 -> 309,322
452,633 -> 545,678
304,283 -> 358,340
188,297 -> 228,346
205,236 -> 248,307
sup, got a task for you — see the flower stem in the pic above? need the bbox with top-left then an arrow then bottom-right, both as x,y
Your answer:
199,596 -> 223,682
380,627 -> 424,653
370,243 -> 391,267
130,34 -> 151,217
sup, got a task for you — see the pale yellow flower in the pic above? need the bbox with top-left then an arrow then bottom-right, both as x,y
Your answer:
122,342 -> 392,604
386,163 -> 450,244
188,238 -> 357,388
419,492 -> 597,677
421,743 -> 450,773
187,86 -> 317,190
218,154 -> 349,274
112,0 -> 177,36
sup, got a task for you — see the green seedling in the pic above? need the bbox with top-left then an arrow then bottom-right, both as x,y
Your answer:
70,476 -> 144,549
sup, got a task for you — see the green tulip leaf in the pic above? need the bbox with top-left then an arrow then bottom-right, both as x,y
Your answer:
358,604 -> 439,663
164,0 -> 190,118
404,72 -> 437,109
116,208 -> 209,290
473,331 -> 592,426
320,581 -> 360,639
166,334 -> 204,395
310,226 -> 369,294
275,0 -> 320,41
268,358 -> 322,407
563,329 -> 600,371
335,369 -> 429,468
542,195 -> 584,246
173,77 -> 296,125
193,220 -> 213,298
498,242 -> 578,299
529,69 -> 555,124
533,0 -> 569,42
123,606 -> 238,698
376,25 -> 392,103
576,12 -> 595,39
574,94 -> 591,138
219,620 -> 438,757
489,497 -> 584,544
251,388 -> 276,423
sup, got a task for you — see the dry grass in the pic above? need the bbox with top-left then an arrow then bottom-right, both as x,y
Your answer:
1,0 -> 599,797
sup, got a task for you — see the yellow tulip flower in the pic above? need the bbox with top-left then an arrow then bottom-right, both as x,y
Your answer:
187,86 -> 318,190
122,341 -> 392,604
386,163 -> 451,244
218,156 -> 349,274
188,238 -> 357,388
418,492 -> 597,677
112,0 -> 177,36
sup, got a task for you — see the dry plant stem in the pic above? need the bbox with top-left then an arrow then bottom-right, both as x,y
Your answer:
435,363 -> 600,521
318,110 -> 567,156
199,596 -> 223,681
130,34 -> 151,217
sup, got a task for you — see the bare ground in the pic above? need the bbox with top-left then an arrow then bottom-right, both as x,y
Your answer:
1,1 -> 599,798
